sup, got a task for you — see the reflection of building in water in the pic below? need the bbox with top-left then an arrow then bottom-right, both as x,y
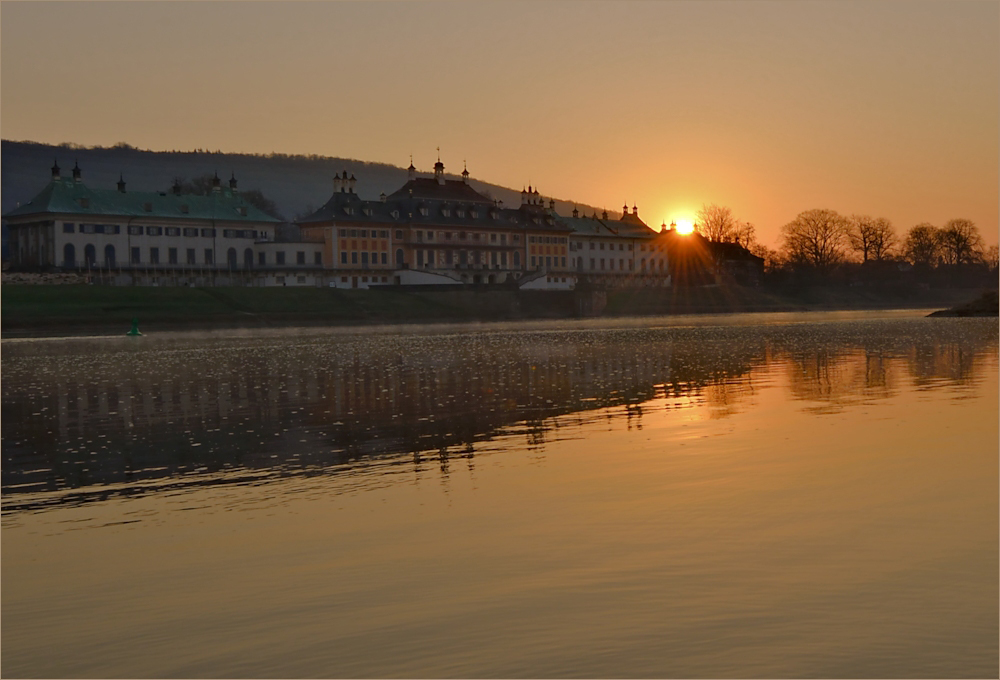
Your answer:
4,319 -> 994,507
3,331 -> 766,501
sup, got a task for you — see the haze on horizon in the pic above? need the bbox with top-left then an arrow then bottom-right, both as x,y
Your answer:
1,1 -> 997,248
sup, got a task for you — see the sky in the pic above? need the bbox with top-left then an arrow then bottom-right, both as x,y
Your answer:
2,1 -> 997,248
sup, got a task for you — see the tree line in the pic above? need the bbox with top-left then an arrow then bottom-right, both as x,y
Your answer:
694,204 -> 998,277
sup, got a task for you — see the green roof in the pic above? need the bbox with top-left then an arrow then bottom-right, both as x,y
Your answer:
4,178 -> 280,223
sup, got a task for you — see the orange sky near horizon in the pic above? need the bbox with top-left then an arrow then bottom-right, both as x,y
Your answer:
1,1 -> 996,248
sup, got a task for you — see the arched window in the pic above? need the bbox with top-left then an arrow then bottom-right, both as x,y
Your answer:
104,244 -> 116,268
395,249 -> 404,266
63,243 -> 76,267
513,251 -> 521,268
227,248 -> 237,269
244,248 -> 254,269
84,244 -> 96,267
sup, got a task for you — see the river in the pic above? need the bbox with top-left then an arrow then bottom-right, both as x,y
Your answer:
2,311 -> 997,677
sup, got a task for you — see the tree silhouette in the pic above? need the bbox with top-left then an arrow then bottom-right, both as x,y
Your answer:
938,219 -> 983,266
780,209 -> 849,270
903,223 -> 941,267
848,215 -> 896,262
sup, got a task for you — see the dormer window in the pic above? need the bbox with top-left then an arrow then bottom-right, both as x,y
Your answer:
457,209 -> 465,218
362,207 -> 372,216
442,208 -> 451,217
419,207 -> 429,217
470,211 -> 477,219
489,210 -> 498,219
237,207 -> 248,216
343,207 -> 354,215
143,202 -> 153,212
180,204 -> 189,214
78,198 -> 90,208
391,210 -> 400,219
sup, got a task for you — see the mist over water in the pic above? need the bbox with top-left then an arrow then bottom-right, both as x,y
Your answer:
3,312 -> 997,678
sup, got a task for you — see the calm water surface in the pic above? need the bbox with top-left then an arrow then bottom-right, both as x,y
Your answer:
3,311 -> 997,678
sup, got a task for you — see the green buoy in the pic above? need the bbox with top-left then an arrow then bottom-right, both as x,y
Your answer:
126,318 -> 142,336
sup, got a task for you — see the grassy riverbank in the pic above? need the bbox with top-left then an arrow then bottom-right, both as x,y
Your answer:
1,283 -> 987,337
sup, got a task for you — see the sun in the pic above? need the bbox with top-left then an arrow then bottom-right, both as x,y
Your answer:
674,219 -> 695,235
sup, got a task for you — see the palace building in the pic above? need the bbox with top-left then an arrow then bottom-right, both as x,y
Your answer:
5,158 -> 674,289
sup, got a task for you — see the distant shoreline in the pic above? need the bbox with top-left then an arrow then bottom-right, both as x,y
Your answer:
2,283 -> 992,339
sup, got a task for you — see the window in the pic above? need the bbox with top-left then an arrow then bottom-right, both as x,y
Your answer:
276,276 -> 285,284
362,252 -> 369,265
371,251 -> 378,264
460,232 -> 467,240
341,252 -> 347,264
205,249 -> 214,265
513,252 -> 520,267
600,242 -> 605,250
297,276 -> 306,284
590,258 -> 595,270
590,242 -> 595,250
427,231 -> 434,241
417,251 -> 424,267
146,226 -> 163,236
258,252 -> 266,266
395,230 -> 403,240
128,225 -> 143,236
104,245 -> 116,268
168,248 -> 178,265
360,230 -> 367,238
188,249 -> 197,265
297,251 -> 305,265
276,251 -> 286,265
63,223 -> 75,233
501,252 -> 507,266
531,256 -> 536,267
166,227 -> 180,237
380,253 -> 387,265
314,252 -> 322,265
339,229 -> 347,237
227,248 -> 237,268
150,247 -> 160,264
490,233 -> 497,243
184,227 -> 198,237
350,252 -> 357,264
561,257 -> 566,267
201,228 -> 216,238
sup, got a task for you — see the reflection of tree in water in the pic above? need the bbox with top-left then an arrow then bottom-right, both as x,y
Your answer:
2,319 -> 995,510
778,319 -> 996,412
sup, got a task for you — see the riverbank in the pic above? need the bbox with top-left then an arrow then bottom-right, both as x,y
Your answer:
0,283 -> 987,337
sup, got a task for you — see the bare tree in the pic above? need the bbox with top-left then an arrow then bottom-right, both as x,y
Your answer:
984,245 -> 999,273
903,223 -> 941,267
696,204 -> 737,242
938,218 -> 983,266
733,220 -> 757,249
780,209 -> 849,269
848,215 -> 896,262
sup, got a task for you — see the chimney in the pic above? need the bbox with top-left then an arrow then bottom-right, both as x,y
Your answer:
117,174 -> 126,193
51,159 -> 61,180
229,172 -> 238,192
212,172 -> 221,193
349,174 -> 357,194
342,169 -> 349,193
72,161 -> 82,182
333,172 -> 342,193
602,209 -> 608,220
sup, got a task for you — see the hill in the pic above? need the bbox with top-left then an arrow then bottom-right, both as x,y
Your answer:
1,140 -> 610,253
